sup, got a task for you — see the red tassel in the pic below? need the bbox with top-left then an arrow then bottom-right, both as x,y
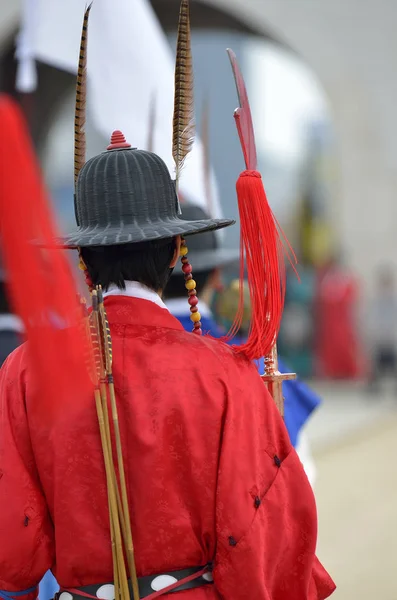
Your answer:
228,170 -> 287,360
0,96 -> 92,422
225,49 -> 298,361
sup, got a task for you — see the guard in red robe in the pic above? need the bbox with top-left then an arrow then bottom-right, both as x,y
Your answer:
314,259 -> 363,379
0,2 -> 335,599
0,286 -> 335,599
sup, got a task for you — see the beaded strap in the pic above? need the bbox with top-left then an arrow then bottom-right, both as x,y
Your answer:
180,238 -> 202,335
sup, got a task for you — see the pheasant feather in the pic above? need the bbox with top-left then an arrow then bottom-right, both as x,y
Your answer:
74,4 -> 92,185
172,0 -> 195,190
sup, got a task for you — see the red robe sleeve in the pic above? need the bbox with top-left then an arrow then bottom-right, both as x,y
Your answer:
0,346 -> 54,596
213,353 -> 336,600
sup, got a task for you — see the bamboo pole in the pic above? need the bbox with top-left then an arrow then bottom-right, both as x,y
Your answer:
102,383 -> 128,539
81,297 -> 122,598
94,386 -> 121,600
90,292 -> 130,600
97,287 -> 140,600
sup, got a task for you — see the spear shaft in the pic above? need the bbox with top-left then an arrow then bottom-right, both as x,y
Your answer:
261,344 -> 296,416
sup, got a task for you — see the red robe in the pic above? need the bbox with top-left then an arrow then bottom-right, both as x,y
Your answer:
314,265 -> 364,379
0,296 -> 335,599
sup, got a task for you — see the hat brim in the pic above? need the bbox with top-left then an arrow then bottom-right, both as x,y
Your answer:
175,247 -> 240,273
58,216 -> 235,248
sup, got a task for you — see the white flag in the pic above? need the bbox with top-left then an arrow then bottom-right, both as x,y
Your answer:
16,0 -> 222,217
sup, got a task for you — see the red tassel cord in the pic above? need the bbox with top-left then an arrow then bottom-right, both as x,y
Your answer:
228,170 -> 287,359
0,96 -> 92,422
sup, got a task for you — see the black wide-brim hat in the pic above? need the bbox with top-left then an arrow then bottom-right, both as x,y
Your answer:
175,204 -> 239,272
60,131 -> 234,248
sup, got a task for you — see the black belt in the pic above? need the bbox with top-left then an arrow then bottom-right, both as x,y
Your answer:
58,564 -> 213,600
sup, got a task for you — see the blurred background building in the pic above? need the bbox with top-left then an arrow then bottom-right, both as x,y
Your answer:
1,1 -> 397,597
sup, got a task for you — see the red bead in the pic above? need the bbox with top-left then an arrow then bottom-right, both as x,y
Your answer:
190,306 -> 198,313
181,257 -> 189,264
188,295 -> 198,307
193,327 -> 202,335
182,263 -> 192,275
185,273 -> 192,281
194,321 -> 202,328
188,289 -> 197,296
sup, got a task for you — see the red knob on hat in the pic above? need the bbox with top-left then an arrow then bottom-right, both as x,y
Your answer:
107,130 -> 132,150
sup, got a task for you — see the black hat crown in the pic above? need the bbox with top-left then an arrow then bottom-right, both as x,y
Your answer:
61,130 -> 234,248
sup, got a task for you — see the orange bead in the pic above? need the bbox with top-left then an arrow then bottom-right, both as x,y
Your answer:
190,311 -> 201,323
180,246 -> 188,257
185,279 -> 196,291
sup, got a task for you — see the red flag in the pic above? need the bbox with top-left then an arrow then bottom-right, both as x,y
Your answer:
0,95 -> 92,421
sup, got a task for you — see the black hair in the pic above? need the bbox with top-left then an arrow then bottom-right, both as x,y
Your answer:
164,269 -> 213,300
80,239 -> 176,292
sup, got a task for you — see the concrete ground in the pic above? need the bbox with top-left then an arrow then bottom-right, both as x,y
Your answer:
305,382 -> 397,599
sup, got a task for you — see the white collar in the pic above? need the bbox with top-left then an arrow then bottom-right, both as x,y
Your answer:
103,281 -> 168,311
165,298 -> 212,318
0,314 -> 24,333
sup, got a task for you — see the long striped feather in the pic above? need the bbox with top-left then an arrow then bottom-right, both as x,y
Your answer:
172,0 -> 195,189
74,4 -> 92,186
